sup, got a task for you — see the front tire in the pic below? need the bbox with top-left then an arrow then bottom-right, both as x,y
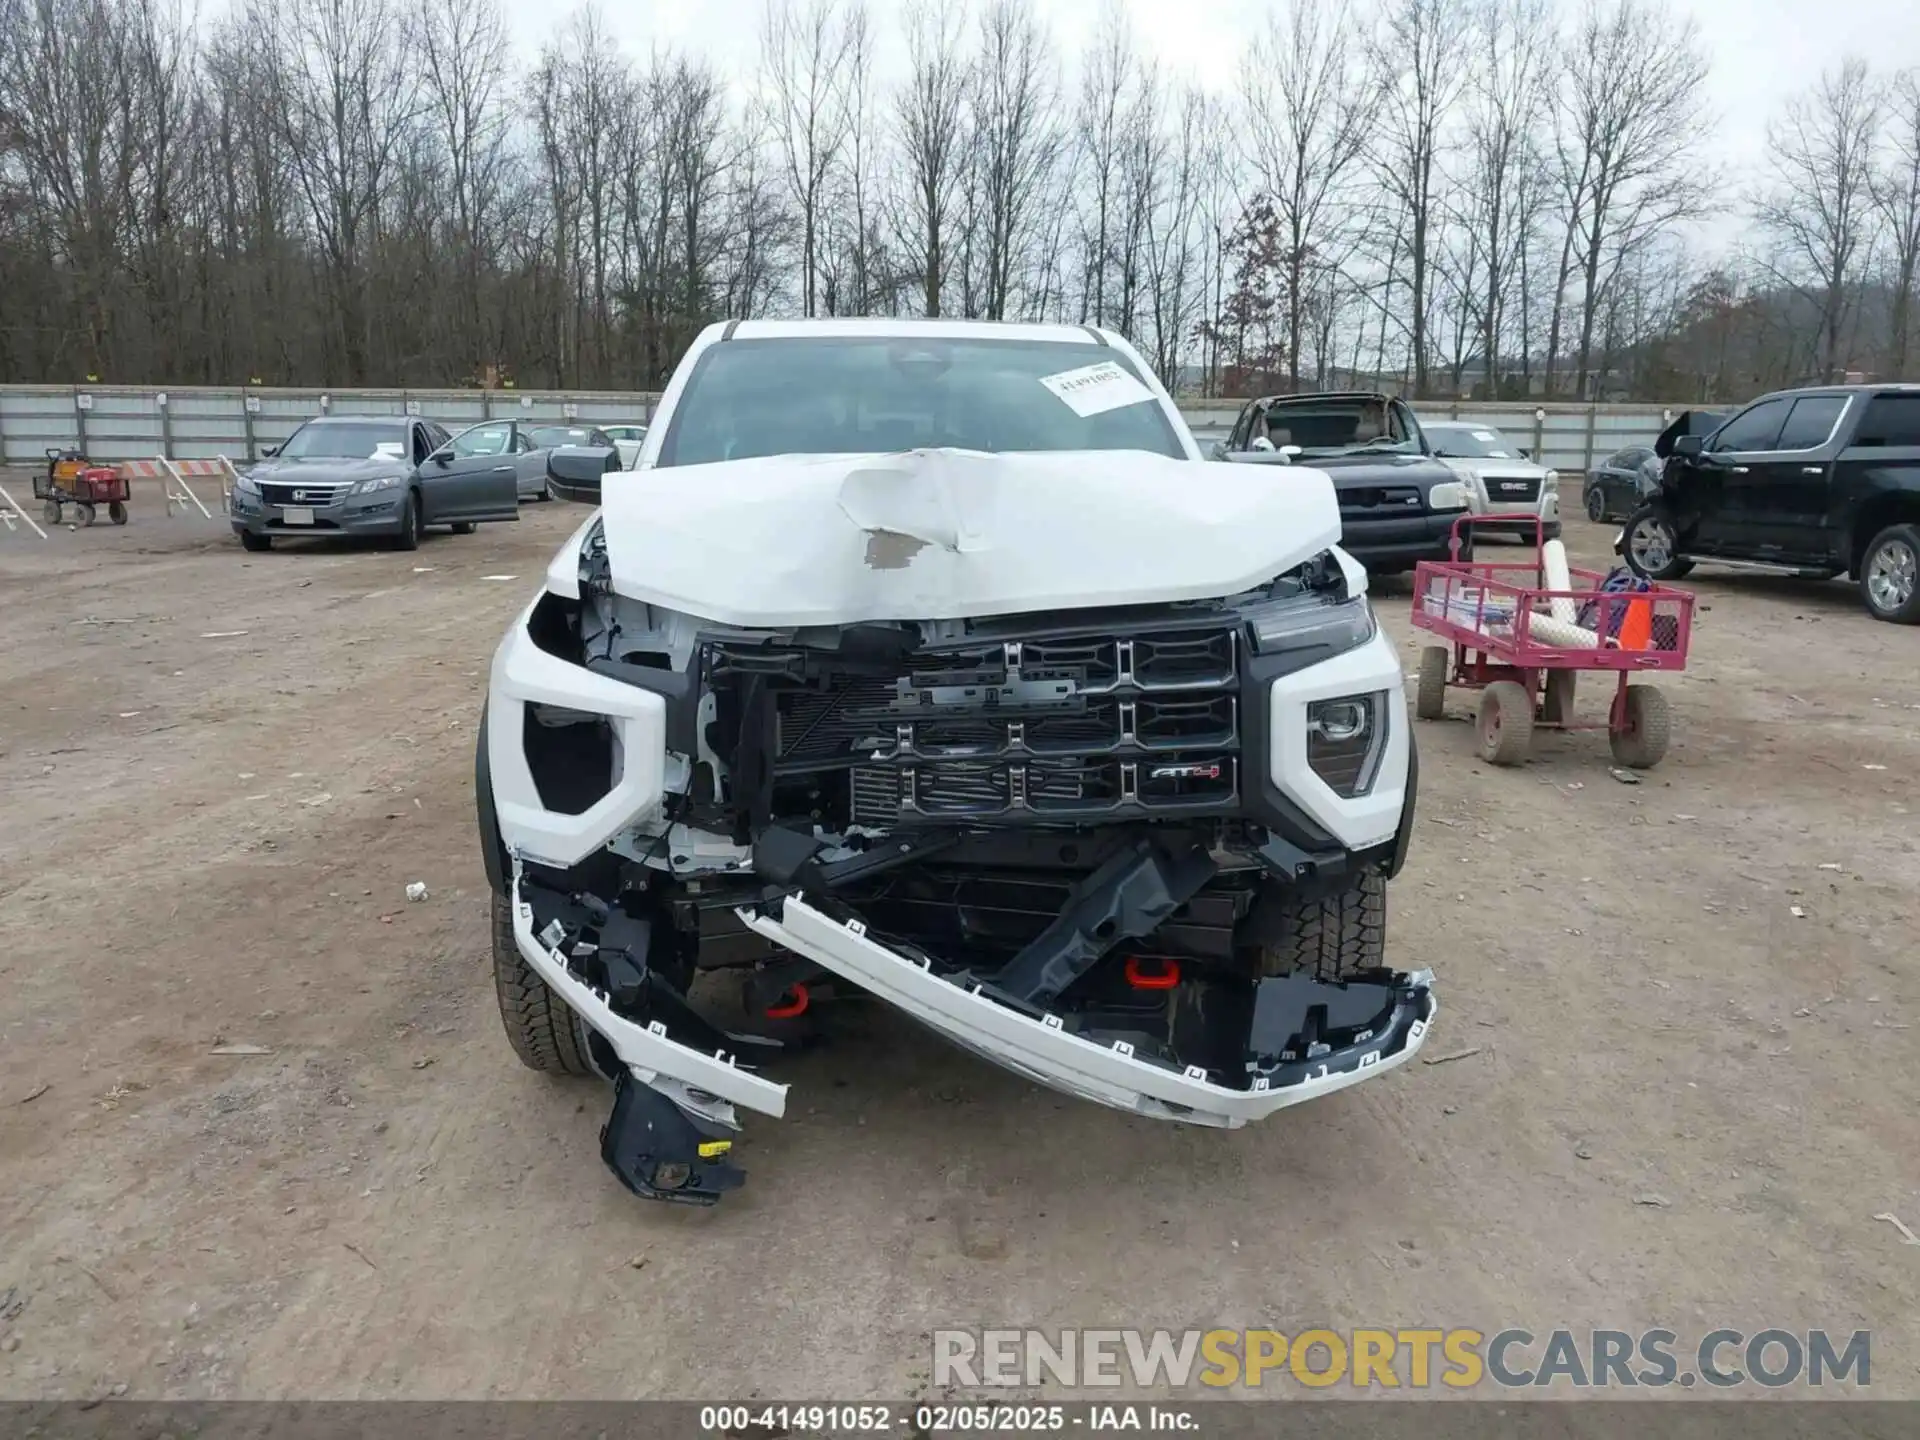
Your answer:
1621,505 -> 1695,581
490,891 -> 596,1076
1257,871 -> 1387,981
1586,488 -> 1606,523
1610,684 -> 1671,768
239,530 -> 272,552
391,490 -> 422,551
1860,523 -> 1920,624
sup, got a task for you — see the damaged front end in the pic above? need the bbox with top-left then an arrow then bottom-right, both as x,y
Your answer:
484,518 -> 1433,1205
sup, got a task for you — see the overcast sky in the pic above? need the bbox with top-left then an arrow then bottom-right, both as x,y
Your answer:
494,0 -> 1920,203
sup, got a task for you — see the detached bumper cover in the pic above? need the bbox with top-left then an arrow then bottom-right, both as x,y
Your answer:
737,893 -> 1435,1129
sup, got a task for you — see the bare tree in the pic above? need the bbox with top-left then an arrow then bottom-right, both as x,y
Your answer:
1755,59 -> 1882,383
1548,0 -> 1708,398
1240,0 -> 1376,387
1459,0 -> 1550,398
1370,0 -> 1470,397
1874,69 -> 1920,376
892,0 -> 969,317
415,0 -> 515,376
762,0 -> 855,317
256,0 -> 422,382
971,0 -> 1063,321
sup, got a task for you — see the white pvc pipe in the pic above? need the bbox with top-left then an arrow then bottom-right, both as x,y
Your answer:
1541,539 -> 1579,624
1530,613 -> 1600,648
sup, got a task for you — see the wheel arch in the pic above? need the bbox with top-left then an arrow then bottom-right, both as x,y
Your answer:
1848,492 -> 1920,577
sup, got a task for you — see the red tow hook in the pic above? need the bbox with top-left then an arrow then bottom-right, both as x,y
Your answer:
764,983 -> 810,1019
1124,956 -> 1181,991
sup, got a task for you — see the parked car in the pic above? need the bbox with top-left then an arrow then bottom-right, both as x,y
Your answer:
228,414 -> 518,552
440,418 -> 616,501
1617,384 -> 1920,623
526,423 -> 617,459
1210,391 -> 1473,572
1585,444 -> 1658,523
1584,412 -> 1726,523
1422,420 -> 1560,538
602,423 -> 648,469
478,319 -> 1430,1206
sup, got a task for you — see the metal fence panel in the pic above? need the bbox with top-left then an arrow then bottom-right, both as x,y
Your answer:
1,383 -> 1684,472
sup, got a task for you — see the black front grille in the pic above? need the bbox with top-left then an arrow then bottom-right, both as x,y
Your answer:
1486,476 -> 1541,502
260,481 -> 350,508
1339,486 -> 1425,516
756,621 -> 1243,827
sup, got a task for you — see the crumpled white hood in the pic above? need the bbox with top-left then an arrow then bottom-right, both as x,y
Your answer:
600,448 -> 1342,626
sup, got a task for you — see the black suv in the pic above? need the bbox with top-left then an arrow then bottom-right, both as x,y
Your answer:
1618,385 -> 1920,623
1211,392 -> 1473,573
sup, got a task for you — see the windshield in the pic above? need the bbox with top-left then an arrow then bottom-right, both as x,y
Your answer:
529,426 -> 598,449
278,420 -> 408,461
656,337 -> 1184,467
1428,425 -> 1517,459
1257,400 -> 1418,458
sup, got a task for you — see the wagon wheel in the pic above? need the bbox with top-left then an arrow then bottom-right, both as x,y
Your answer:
43,497 -> 62,525
1541,669 -> 1577,726
1476,680 -> 1534,766
1609,684 -> 1671,769
1414,646 -> 1450,721
109,501 -> 128,525
74,501 -> 97,528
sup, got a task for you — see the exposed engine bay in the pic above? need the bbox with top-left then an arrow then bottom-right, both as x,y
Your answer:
483,517 -> 1433,1205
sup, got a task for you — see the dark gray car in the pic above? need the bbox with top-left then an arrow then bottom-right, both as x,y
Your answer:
229,414 -> 518,552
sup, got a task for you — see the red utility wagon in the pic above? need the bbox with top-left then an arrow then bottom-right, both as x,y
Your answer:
1409,517 -> 1694,768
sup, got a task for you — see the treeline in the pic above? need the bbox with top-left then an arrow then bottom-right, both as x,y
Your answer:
0,0 -> 1915,399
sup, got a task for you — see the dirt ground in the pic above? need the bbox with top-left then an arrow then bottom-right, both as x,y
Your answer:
0,486 -> 1915,1402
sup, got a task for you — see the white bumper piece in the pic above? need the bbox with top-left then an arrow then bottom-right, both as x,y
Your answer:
509,870 -> 789,1120
738,893 -> 1436,1129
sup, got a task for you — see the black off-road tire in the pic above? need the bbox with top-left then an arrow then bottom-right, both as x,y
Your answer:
239,530 -> 272,552
1258,872 -> 1388,982
491,891 -> 595,1076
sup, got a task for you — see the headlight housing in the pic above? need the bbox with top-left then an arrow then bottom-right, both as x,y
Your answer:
352,475 -> 402,495
1428,480 -> 1470,511
1241,591 -> 1375,658
231,474 -> 260,496
1542,470 -> 1560,492
1307,692 -> 1389,797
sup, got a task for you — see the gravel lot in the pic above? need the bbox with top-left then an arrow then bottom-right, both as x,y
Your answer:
1,490 -> 1915,1400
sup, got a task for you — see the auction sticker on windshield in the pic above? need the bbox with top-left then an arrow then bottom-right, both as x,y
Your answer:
1039,360 -> 1155,418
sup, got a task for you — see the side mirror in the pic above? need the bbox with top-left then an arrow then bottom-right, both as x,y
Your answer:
1518,447 -> 1532,461
261,444 -> 280,458
431,449 -> 452,466
1278,444 -> 1303,461
1672,434 -> 1705,460
547,446 -> 614,504
1207,440 -> 1230,461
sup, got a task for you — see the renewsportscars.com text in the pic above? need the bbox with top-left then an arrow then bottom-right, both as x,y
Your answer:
932,1327 -> 1871,1391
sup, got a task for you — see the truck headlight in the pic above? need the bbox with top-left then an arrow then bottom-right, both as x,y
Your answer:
1307,692 -> 1388,797
1543,470 -> 1560,492
1243,592 -> 1375,657
1429,481 -> 1470,511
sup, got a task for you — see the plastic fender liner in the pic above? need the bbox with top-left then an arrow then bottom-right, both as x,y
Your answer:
1388,731 -> 1418,880
737,893 -> 1436,1128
